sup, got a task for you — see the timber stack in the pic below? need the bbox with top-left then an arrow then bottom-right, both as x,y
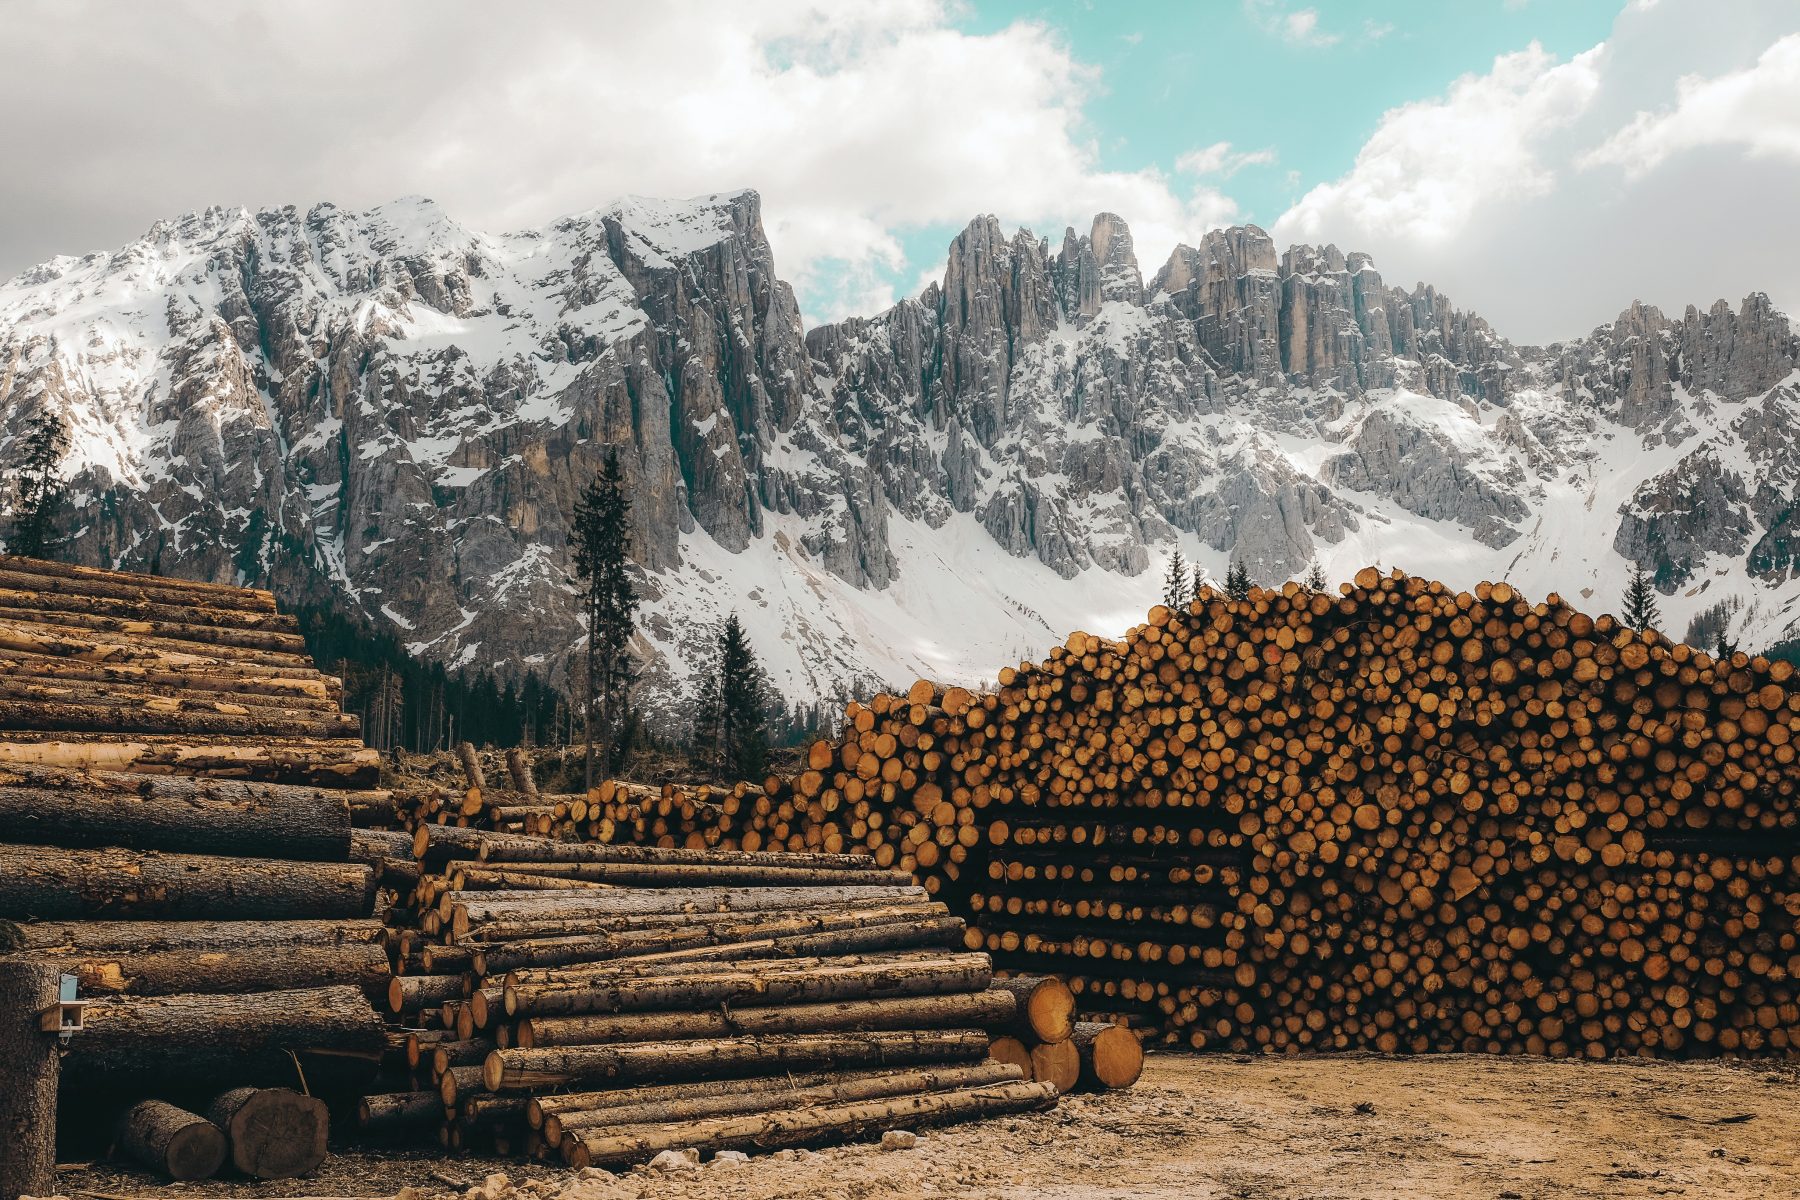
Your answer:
0,554 -> 392,1180
365,820 -> 1065,1164
585,568 -> 1797,1060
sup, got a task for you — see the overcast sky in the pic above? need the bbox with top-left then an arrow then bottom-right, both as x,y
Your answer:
3,0 -> 1797,342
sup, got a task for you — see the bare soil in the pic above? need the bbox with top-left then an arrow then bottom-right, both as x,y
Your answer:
52,1053 -> 1800,1200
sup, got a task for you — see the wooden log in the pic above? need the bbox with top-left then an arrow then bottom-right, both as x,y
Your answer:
205,1086 -> 328,1180
543,1061 -> 1026,1143
0,960 -> 58,1200
440,858 -> 914,889
459,898 -> 942,946
0,648 -> 331,704
470,903 -> 948,974
1070,1022 -> 1145,1090
0,735 -> 380,788
457,743 -> 488,791
504,952 -> 993,1018
358,1091 -> 443,1137
35,940 -> 390,998
0,556 -> 276,612
563,1079 -> 1059,1167
469,832 -> 880,871
518,988 -> 1017,1048
486,1028 -> 992,1092
0,696 -> 359,740
0,845 -> 376,921
0,579 -> 294,632
991,975 -> 1076,1043
987,1036 -> 1034,1080
1027,1038 -> 1079,1093
67,986 -> 386,1096
0,765 -> 352,859
9,918 -> 385,956
450,884 -> 926,939
505,748 -> 539,798
388,975 -> 466,1016
116,1100 -> 227,1181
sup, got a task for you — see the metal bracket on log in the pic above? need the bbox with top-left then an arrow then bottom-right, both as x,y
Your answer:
36,973 -> 84,1042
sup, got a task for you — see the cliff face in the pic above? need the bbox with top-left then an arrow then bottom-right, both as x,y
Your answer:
4,192 -> 1799,710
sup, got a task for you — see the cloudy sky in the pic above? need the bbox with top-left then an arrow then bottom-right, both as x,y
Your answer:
3,0 -> 1797,342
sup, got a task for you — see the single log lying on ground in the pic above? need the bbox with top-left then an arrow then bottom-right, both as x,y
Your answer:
0,960 -> 59,1200
563,1079 -> 1059,1168
0,845 -> 376,921
542,1061 -> 1026,1144
1071,1021 -> 1145,1091
1028,1037 -> 1080,1093
205,1087 -> 328,1180
67,985 -> 386,1095
517,988 -> 1017,1048
486,1028 -> 991,1092
0,765 -> 352,859
116,1100 -> 227,1181
986,1036 -> 1034,1080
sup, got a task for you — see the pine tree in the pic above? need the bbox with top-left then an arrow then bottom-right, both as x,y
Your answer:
1306,560 -> 1326,590
690,625 -> 724,771
1225,559 -> 1252,601
5,408 -> 70,559
1161,550 -> 1188,610
571,451 -> 639,785
718,614 -> 771,781
1622,566 -> 1661,632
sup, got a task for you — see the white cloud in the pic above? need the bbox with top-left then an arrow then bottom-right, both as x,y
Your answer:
1272,0 -> 1800,343
1277,42 -> 1605,245
0,0 -> 1242,327
1581,32 -> 1800,176
1245,1 -> 1340,47
1175,141 -> 1278,178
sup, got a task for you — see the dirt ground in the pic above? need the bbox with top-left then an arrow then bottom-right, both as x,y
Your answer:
53,1053 -> 1800,1200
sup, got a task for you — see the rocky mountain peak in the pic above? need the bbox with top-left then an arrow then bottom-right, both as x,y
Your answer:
5,191 -> 1800,713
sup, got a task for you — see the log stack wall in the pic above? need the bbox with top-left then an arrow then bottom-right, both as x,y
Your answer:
509,569 -> 1799,1060
0,555 -> 390,1178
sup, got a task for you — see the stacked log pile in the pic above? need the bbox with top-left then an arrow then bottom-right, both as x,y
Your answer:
365,823 -> 1062,1163
573,569 -> 1799,1060
0,555 -> 390,1176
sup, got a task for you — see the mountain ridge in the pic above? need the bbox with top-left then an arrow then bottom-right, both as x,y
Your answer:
3,188 -> 1797,716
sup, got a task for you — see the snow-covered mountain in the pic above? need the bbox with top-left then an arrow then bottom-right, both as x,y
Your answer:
3,189 -> 1797,715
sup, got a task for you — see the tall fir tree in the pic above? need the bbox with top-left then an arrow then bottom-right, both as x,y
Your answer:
689,624 -> 724,770
1622,566 -> 1661,632
1225,559 -> 1252,601
1161,550 -> 1188,610
717,614 -> 771,781
5,409 -> 70,559
1305,560 -> 1326,590
571,451 -> 640,785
